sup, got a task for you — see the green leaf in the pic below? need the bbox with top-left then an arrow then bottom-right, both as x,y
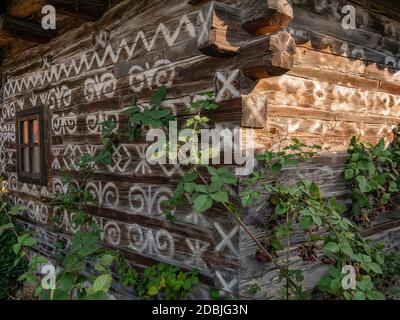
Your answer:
330,278 -> 341,291
206,166 -> 219,176
151,86 -> 167,106
344,169 -> 354,180
0,223 -> 14,236
184,182 -> 196,193
369,262 -> 383,274
318,275 -> 331,290
271,163 -> 283,173
299,216 -> 313,229
208,179 -> 223,193
52,289 -> 70,300
193,195 -> 213,213
22,237 -> 36,247
216,167 -> 236,184
310,182 -> 320,198
323,242 -> 339,254
275,203 -> 287,215
58,274 -> 75,293
12,243 -> 22,255
357,278 -> 373,292
195,184 -> 208,194
210,190 -> 229,203
91,274 -> 112,294
329,267 -> 341,278
367,291 -> 385,300
100,254 -> 114,267
271,237 -> 284,251
63,255 -> 79,271
210,288 -> 220,300
148,285 -> 159,296
340,240 -> 354,257
183,171 -> 198,182
10,205 -> 28,215
354,291 -> 366,300
372,175 -> 386,186
356,176 -> 371,193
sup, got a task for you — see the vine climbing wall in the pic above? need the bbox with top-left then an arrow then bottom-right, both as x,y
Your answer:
0,0 -> 399,299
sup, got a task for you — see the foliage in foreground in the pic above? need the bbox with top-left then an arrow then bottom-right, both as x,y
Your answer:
1,86 -> 400,300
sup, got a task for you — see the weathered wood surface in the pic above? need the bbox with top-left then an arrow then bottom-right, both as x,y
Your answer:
0,0 -> 400,299
0,15 -> 55,43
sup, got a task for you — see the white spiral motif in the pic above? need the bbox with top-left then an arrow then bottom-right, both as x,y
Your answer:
129,59 -> 176,93
104,221 -> 121,246
156,230 -> 175,259
128,186 -> 173,216
103,182 -> 119,208
154,59 -> 176,88
84,73 -> 116,102
127,224 -> 175,259
128,224 -> 146,252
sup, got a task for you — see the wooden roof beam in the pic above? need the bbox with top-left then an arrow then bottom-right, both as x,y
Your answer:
7,0 -> 109,21
0,15 -> 55,43
7,0 -> 44,19
49,0 -> 109,21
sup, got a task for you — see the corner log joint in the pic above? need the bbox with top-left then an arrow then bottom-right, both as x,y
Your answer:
242,31 -> 296,79
196,1 -> 252,57
241,0 -> 294,35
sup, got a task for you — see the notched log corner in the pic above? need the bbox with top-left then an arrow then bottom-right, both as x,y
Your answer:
242,31 -> 296,79
241,0 -> 294,35
196,1 -> 252,58
241,94 -> 267,128
214,69 -> 267,129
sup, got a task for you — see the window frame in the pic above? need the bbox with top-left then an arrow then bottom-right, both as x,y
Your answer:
16,106 -> 48,186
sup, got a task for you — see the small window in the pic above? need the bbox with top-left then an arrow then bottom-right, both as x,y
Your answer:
17,107 -> 48,185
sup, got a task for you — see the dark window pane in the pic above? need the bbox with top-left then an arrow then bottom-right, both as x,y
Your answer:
23,147 -> 30,172
33,119 -> 40,144
33,146 -> 41,174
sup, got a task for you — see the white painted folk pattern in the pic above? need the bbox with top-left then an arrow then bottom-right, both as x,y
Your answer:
51,113 -> 78,135
84,73 -> 117,102
129,59 -> 176,92
128,185 -> 173,216
185,239 -> 210,271
4,14 -> 197,98
86,181 -> 120,208
215,70 -> 241,102
86,111 -> 120,134
214,223 -> 239,255
128,224 -> 175,260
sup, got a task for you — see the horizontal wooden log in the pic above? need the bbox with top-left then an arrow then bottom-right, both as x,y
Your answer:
49,0 -> 108,21
0,15 -> 55,43
242,31 -> 296,79
241,0 -> 294,35
7,0 -> 43,18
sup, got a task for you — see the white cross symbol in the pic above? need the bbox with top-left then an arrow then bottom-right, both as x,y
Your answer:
216,271 -> 238,293
185,239 -> 210,271
197,4 -> 214,46
215,70 -> 240,102
214,223 -> 239,255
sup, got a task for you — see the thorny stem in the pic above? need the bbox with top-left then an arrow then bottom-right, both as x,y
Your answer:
191,166 -> 300,289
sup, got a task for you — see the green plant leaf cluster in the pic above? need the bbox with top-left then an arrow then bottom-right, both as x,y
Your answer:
345,136 -> 400,218
136,263 -> 199,300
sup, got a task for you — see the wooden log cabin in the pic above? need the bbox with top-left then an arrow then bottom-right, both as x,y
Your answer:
0,0 -> 399,299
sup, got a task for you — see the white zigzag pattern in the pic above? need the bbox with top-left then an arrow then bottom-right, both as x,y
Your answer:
4,14 -> 197,98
